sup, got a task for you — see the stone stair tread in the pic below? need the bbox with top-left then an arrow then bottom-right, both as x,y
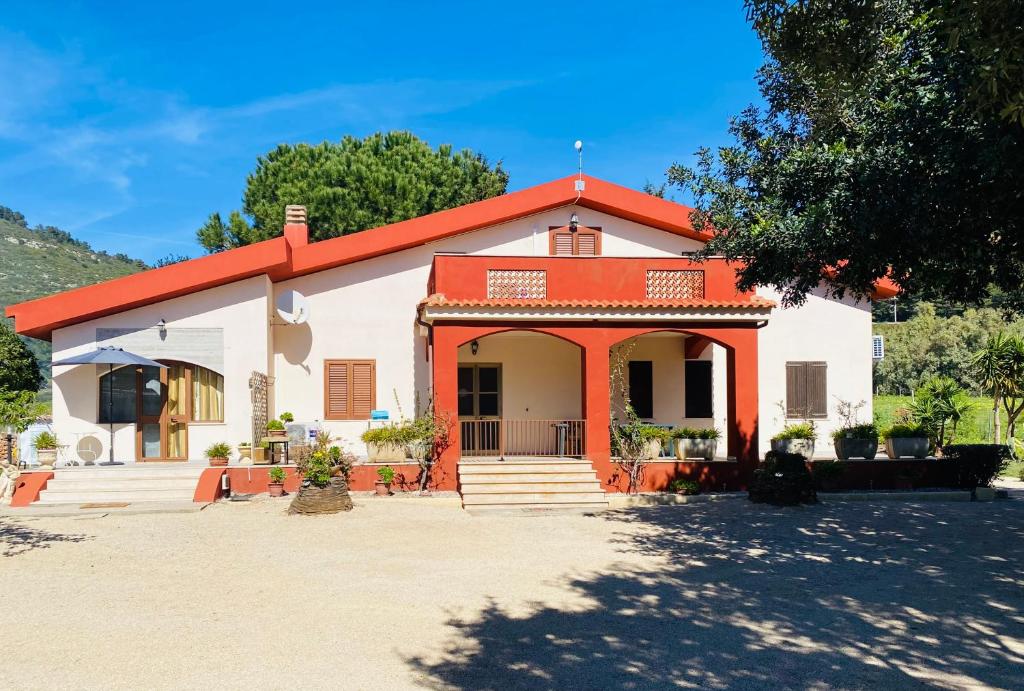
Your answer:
465,503 -> 609,515
462,492 -> 608,505
460,473 -> 601,482
461,483 -> 602,493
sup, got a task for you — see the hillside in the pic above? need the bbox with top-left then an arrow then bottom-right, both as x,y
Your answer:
1,206 -> 148,401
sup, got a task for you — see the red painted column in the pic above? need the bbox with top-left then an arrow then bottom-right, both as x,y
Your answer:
582,340 -> 614,488
431,325 -> 461,491
724,328 -> 760,482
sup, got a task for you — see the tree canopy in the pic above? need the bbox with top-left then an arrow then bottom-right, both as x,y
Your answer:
0,320 -> 42,393
671,0 -> 1024,308
197,131 -> 509,252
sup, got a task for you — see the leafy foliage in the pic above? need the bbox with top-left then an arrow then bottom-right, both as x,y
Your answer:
268,466 -> 287,484
942,444 -> 1011,488
0,390 -> 48,433
197,131 -> 508,252
0,320 -> 41,393
881,423 -> 929,440
205,442 -> 232,458
749,451 -> 817,506
376,465 -> 396,484
667,478 -> 700,495
671,0 -> 1024,308
31,431 -> 57,450
671,427 -> 720,440
771,422 -> 816,441
831,423 -> 878,442
266,419 -> 285,431
909,377 -> 976,447
972,332 -> 1024,444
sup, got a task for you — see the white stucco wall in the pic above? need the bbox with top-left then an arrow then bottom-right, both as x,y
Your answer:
756,287 -> 874,457
50,276 -> 272,463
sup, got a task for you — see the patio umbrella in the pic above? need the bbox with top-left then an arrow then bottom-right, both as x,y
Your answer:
52,346 -> 167,466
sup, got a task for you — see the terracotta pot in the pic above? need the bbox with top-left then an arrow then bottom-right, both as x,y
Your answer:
269,429 -> 287,438
674,438 -> 717,461
771,438 -> 815,459
885,437 -> 929,459
374,481 -> 391,496
209,456 -> 228,467
834,437 -> 878,460
36,448 -> 57,469
268,482 -> 285,497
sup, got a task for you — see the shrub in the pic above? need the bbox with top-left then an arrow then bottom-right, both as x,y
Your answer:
361,424 -> 414,448
811,460 -> 845,490
278,412 -> 294,423
304,450 -> 332,487
831,423 -> 878,442
748,451 -> 817,506
667,478 -> 700,495
377,465 -> 396,484
637,425 -> 670,442
881,423 -> 928,440
205,442 -> 232,459
266,419 -> 285,431
943,444 -> 1011,488
32,431 -> 57,450
268,466 -> 287,483
771,422 -> 816,441
672,427 -> 720,440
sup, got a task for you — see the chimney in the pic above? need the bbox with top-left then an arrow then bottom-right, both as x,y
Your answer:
283,204 -> 308,247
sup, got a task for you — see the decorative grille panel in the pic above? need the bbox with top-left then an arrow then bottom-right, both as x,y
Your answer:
487,269 -> 547,299
249,371 -> 269,447
645,270 -> 705,299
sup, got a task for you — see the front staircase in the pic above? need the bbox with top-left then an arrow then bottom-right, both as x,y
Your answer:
458,458 -> 608,514
35,464 -> 206,507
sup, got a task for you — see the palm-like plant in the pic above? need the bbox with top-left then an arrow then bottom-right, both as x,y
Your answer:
972,333 -> 1015,444
999,335 -> 1024,443
911,377 -> 976,448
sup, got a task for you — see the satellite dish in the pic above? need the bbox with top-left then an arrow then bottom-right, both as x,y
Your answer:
77,435 -> 103,465
276,290 -> 310,325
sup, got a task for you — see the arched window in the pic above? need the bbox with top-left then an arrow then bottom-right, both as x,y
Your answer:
99,363 -> 224,423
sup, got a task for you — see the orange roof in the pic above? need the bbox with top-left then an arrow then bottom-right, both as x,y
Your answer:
419,294 -> 777,310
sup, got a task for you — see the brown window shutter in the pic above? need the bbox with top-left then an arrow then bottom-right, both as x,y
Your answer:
576,232 -> 597,256
807,362 -> 828,418
553,232 -> 573,255
325,361 -> 350,419
785,362 -> 807,418
351,361 -> 375,419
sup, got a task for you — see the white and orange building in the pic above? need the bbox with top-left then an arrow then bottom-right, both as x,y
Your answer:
7,175 -> 895,497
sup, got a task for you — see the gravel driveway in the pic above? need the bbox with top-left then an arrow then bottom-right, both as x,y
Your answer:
2,495 -> 1022,690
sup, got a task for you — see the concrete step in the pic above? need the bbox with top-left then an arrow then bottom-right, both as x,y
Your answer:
44,478 -> 200,492
460,482 -> 603,494
459,472 -> 602,483
459,462 -> 594,474
50,467 -> 206,480
465,503 -> 609,515
462,492 -> 608,505
36,490 -> 197,505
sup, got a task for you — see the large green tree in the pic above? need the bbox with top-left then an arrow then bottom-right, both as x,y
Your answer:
198,131 -> 508,252
0,320 -> 42,393
671,0 -> 1024,308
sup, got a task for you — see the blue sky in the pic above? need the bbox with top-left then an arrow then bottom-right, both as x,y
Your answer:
0,1 -> 763,264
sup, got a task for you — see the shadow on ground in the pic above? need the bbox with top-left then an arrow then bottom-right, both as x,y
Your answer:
0,517 -> 90,557
409,501 -> 1024,690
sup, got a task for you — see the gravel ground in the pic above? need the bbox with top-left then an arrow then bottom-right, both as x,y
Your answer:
2,495 -> 1023,690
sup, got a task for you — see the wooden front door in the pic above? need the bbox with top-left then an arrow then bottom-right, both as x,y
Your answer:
458,364 -> 501,455
136,363 -> 189,461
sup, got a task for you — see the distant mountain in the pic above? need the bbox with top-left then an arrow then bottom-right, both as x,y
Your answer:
0,205 -> 148,402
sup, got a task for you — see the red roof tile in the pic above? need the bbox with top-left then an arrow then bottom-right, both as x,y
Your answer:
419,294 -> 776,310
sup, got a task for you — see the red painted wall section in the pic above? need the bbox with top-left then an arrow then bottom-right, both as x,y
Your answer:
194,464 -> 430,502
10,471 -> 53,507
431,255 -> 754,303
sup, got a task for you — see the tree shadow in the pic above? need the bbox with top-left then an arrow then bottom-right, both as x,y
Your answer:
408,501 -> 1024,689
0,517 -> 90,557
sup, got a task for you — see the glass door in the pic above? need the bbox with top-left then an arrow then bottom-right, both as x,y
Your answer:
458,364 -> 501,455
135,363 -> 189,461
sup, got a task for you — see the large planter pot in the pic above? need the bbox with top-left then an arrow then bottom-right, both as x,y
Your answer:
366,443 -> 406,463
253,447 -> 268,465
885,437 -> 929,459
643,439 -> 665,460
834,437 -> 878,460
674,438 -> 717,461
771,439 -> 815,459
238,446 -> 252,460
208,456 -> 228,467
374,480 -> 391,496
36,448 -> 57,469
267,481 -> 284,498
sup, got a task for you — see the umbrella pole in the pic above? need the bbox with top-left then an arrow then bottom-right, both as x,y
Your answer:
101,363 -> 123,466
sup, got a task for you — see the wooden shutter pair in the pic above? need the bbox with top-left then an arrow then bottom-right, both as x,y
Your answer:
785,362 -> 827,418
549,226 -> 601,256
324,360 -> 376,420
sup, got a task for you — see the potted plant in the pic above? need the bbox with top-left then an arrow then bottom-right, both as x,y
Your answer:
32,431 -> 58,469
811,460 -> 845,492
279,412 -> 294,424
771,422 -> 816,459
882,423 -> 930,459
237,442 -> 252,461
361,425 -> 410,463
667,478 -> 701,495
375,465 -> 396,496
635,425 -> 669,459
205,442 -> 231,466
672,427 -> 720,461
268,466 -> 287,497
832,423 -> 879,460
267,419 -> 287,438
253,441 -> 269,464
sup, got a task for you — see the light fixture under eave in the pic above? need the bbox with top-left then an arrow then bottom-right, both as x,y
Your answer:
157,318 -> 167,335
569,213 -> 579,232
470,340 -> 479,356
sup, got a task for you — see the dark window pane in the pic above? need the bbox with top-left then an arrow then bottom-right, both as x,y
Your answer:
458,367 -> 474,394
628,361 -> 654,419
684,360 -> 713,418
458,393 -> 474,417
141,366 -> 162,416
478,393 -> 499,417
99,366 -> 137,423
478,366 -> 499,392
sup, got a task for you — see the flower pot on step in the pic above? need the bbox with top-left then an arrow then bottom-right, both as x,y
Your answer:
885,437 -> 929,459
674,438 -> 717,461
771,439 -> 815,459
209,456 -> 228,467
834,438 -> 878,460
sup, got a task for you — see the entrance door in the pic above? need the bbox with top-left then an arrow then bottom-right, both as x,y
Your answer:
458,364 -> 501,455
136,363 -> 189,461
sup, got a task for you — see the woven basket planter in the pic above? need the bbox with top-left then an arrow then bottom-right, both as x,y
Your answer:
288,477 -> 354,515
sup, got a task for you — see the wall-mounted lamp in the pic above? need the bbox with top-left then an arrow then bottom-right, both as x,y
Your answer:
157,318 -> 167,337
470,340 -> 479,356
569,212 -> 579,232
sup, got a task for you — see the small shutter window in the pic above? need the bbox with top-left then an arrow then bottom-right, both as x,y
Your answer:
549,226 -> 601,256
325,360 -> 376,420
553,232 -> 574,255
576,232 -> 597,256
785,362 -> 827,419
